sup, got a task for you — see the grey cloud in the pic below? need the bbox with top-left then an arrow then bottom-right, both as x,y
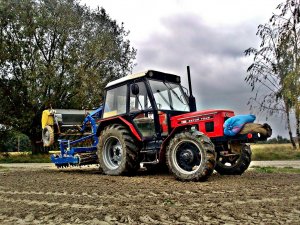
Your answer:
160,14 -> 257,57
134,13 -> 285,137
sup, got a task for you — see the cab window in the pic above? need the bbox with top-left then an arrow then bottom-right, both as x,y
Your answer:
149,80 -> 189,111
103,85 -> 127,118
130,82 -> 151,112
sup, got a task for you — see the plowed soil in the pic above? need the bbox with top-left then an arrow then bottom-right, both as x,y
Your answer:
0,166 -> 300,225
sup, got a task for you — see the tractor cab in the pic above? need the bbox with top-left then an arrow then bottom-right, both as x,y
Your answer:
101,70 -> 191,140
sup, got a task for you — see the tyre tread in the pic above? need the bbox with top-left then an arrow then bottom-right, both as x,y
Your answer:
215,144 -> 252,175
166,132 -> 216,182
97,124 -> 140,175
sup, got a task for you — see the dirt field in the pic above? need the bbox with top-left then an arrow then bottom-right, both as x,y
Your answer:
0,166 -> 300,225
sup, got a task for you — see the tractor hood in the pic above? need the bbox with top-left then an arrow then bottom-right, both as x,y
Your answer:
170,109 -> 235,133
171,109 -> 235,125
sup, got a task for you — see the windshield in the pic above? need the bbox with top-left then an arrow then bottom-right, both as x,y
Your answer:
149,80 -> 190,112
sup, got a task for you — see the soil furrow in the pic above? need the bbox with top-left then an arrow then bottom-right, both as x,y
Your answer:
0,168 -> 299,224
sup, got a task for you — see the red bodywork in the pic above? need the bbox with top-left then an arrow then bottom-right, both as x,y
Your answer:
171,109 -> 235,138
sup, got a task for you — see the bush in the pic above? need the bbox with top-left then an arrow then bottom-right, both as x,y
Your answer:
259,135 -> 291,144
0,131 -> 31,152
0,152 -> 51,163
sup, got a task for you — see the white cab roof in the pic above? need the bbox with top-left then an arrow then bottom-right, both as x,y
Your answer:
105,71 -> 149,88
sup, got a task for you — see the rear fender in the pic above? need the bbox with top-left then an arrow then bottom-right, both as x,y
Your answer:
96,116 -> 142,141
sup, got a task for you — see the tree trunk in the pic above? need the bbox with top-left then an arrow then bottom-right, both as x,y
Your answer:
297,122 -> 300,149
296,108 -> 300,149
28,108 -> 48,154
285,103 -> 297,149
30,137 -> 43,154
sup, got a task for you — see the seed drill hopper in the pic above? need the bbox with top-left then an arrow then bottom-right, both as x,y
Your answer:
42,107 -> 103,167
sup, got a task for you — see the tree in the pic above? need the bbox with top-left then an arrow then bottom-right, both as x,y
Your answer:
0,129 -> 31,152
0,0 -> 136,153
264,135 -> 291,144
245,0 -> 300,149
276,0 -> 300,148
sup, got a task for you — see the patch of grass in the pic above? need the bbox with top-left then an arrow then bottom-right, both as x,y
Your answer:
163,198 -> 175,206
252,166 -> 300,174
0,166 -> 9,172
0,152 -> 51,163
251,144 -> 300,161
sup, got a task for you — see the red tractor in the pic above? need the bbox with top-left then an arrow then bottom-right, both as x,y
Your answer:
93,67 -> 271,181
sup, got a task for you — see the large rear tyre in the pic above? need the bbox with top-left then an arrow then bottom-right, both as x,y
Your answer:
215,144 -> 251,175
166,132 -> 216,181
97,124 -> 140,175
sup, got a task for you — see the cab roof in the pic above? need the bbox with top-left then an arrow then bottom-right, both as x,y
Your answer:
105,70 -> 181,89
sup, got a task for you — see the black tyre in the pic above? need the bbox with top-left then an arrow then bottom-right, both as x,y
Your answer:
215,144 -> 251,175
166,132 -> 216,181
42,125 -> 54,147
97,124 -> 140,175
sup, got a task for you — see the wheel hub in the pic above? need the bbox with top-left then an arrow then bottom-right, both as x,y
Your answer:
112,145 -> 122,162
44,131 -> 49,139
103,137 -> 123,170
175,142 -> 201,173
180,149 -> 194,163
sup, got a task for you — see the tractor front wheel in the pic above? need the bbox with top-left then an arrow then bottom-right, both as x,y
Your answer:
166,132 -> 216,181
215,144 -> 251,175
97,124 -> 140,175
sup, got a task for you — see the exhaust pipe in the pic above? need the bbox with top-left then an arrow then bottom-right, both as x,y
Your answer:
187,66 -> 197,112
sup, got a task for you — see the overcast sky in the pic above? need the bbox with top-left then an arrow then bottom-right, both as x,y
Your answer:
81,0 -> 290,138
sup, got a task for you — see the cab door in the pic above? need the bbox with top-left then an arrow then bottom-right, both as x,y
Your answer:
129,81 -> 156,138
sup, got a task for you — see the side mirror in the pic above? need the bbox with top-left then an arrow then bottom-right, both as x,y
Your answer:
131,83 -> 139,95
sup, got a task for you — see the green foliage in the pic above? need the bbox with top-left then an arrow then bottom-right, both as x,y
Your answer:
0,130 -> 31,152
252,144 -> 300,160
0,152 -> 51,163
260,135 -> 291,144
0,0 -> 136,153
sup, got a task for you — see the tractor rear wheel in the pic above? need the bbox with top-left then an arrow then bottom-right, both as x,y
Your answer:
166,132 -> 216,181
97,124 -> 140,175
215,144 -> 251,175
